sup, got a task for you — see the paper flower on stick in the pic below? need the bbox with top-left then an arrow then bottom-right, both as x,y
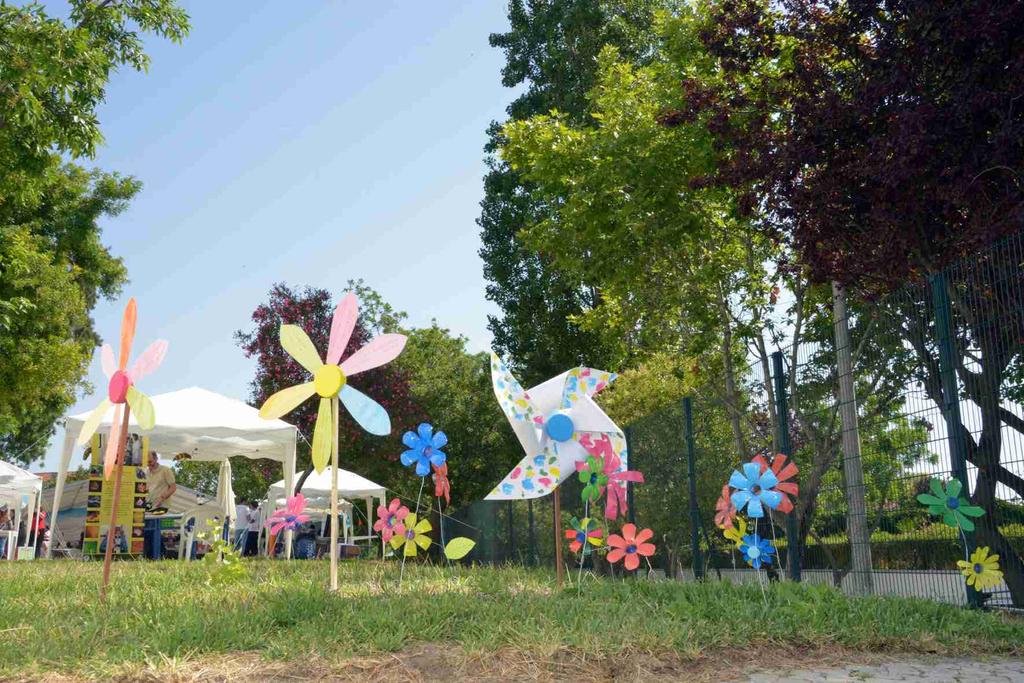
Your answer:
739,534 -> 776,569
577,433 -> 644,519
432,463 -> 450,507
715,485 -> 737,529
486,356 -> 621,500
958,546 -> 1003,591
390,513 -> 432,557
565,516 -> 603,555
917,478 -> 985,531
265,494 -> 311,535
723,516 -> 747,548
752,453 -> 799,514
373,498 -> 409,543
401,423 -> 447,477
729,461 -> 783,519
76,298 -> 168,478
258,293 -> 407,471
607,523 -> 656,571
577,455 -> 608,503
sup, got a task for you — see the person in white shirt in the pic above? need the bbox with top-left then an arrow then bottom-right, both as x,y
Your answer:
234,501 -> 250,550
245,501 -> 260,556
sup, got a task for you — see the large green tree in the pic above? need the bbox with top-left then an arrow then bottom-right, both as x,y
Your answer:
0,1 -> 189,464
479,0 -> 669,385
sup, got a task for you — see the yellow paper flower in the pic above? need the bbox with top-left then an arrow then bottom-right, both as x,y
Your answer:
723,516 -> 748,548
958,546 -> 1003,591
389,513 -> 432,557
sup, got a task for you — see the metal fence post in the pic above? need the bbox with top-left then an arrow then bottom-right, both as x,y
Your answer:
682,397 -> 704,580
772,351 -> 801,581
930,272 -> 981,608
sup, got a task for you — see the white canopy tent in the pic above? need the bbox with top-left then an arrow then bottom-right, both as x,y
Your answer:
266,467 -> 386,550
0,460 -> 43,560
49,387 -> 297,558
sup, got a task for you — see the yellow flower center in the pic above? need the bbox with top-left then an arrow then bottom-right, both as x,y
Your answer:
314,364 -> 346,397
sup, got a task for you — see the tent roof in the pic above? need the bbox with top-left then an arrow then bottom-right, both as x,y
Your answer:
267,467 -> 385,502
65,387 -> 297,463
0,460 -> 42,498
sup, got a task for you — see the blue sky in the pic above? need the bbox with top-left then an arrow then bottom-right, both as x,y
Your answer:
33,1 -> 515,471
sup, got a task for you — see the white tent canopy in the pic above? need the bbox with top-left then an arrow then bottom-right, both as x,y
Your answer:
0,460 -> 43,560
49,387 -> 298,558
266,467 -> 386,549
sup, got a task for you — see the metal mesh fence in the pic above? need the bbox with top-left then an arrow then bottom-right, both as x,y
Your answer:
446,232 -> 1024,609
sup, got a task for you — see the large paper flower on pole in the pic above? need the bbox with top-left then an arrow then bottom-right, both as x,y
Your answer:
958,546 -> 1003,591
401,423 -> 447,477
729,461 -> 783,519
607,523 -> 656,571
76,298 -> 168,478
752,453 -> 799,514
258,292 -> 407,471
485,356 -> 621,499
917,478 -> 985,531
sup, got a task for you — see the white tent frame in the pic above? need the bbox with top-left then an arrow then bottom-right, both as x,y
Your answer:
49,387 -> 297,559
265,466 -> 386,556
0,460 -> 43,560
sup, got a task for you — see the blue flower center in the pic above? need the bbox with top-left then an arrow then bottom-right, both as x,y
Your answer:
751,484 -> 762,494
423,446 -> 433,457
974,563 -> 983,574
387,515 -> 396,527
947,497 -> 960,509
405,529 -> 415,540
545,413 -> 575,442
748,546 -> 761,559
575,532 -> 586,543
626,544 -> 637,554
589,473 -> 598,485
285,515 -> 296,524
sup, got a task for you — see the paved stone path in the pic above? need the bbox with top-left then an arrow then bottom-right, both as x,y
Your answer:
743,657 -> 1024,682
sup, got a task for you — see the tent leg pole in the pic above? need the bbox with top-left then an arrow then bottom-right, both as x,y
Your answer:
329,396 -> 339,591
100,407 -> 131,603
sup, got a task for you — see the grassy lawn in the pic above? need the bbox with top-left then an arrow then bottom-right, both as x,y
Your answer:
1,559 -> 1022,681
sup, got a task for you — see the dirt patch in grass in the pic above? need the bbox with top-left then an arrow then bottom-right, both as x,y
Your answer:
3,644 -> 888,682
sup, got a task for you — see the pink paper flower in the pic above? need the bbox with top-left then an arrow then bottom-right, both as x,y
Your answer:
715,484 -> 737,529
373,498 -> 409,542
607,523 -> 656,571
265,494 -> 311,535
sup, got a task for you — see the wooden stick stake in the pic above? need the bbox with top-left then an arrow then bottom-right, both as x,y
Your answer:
329,395 -> 340,592
553,486 -> 564,589
100,406 -> 131,603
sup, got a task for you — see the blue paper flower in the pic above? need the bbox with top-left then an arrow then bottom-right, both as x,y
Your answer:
401,423 -> 448,477
739,534 -> 776,569
729,461 -> 783,518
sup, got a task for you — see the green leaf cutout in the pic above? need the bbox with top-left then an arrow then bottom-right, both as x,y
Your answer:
444,537 -> 476,560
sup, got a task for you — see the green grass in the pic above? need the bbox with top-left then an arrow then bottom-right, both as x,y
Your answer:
1,559 -> 1021,678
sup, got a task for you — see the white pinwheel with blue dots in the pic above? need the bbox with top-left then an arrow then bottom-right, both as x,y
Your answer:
729,461 -> 784,518
485,352 -> 622,500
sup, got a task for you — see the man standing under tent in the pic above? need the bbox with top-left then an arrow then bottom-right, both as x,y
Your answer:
234,500 -> 250,550
146,452 -> 177,514
245,500 -> 260,556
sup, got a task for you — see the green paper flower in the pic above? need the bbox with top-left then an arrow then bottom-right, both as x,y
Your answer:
917,478 -> 985,531
578,455 -> 609,503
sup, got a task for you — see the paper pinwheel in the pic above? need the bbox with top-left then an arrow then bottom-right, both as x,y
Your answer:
958,546 -> 1003,591
266,494 -> 311,535
607,523 -> 656,571
486,356 -> 621,500
76,298 -> 168,478
575,435 -> 644,519
917,478 -> 985,531
739,534 -> 776,569
565,516 -> 604,555
723,516 -> 747,548
258,292 -> 407,472
373,498 -> 409,543
729,461 -> 783,519
432,462 -> 450,507
715,484 -> 737,529
390,513 -> 432,557
752,453 -> 799,514
401,423 -> 447,477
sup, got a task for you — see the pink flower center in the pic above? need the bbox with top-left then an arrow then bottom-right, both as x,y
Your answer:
108,370 -> 131,404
